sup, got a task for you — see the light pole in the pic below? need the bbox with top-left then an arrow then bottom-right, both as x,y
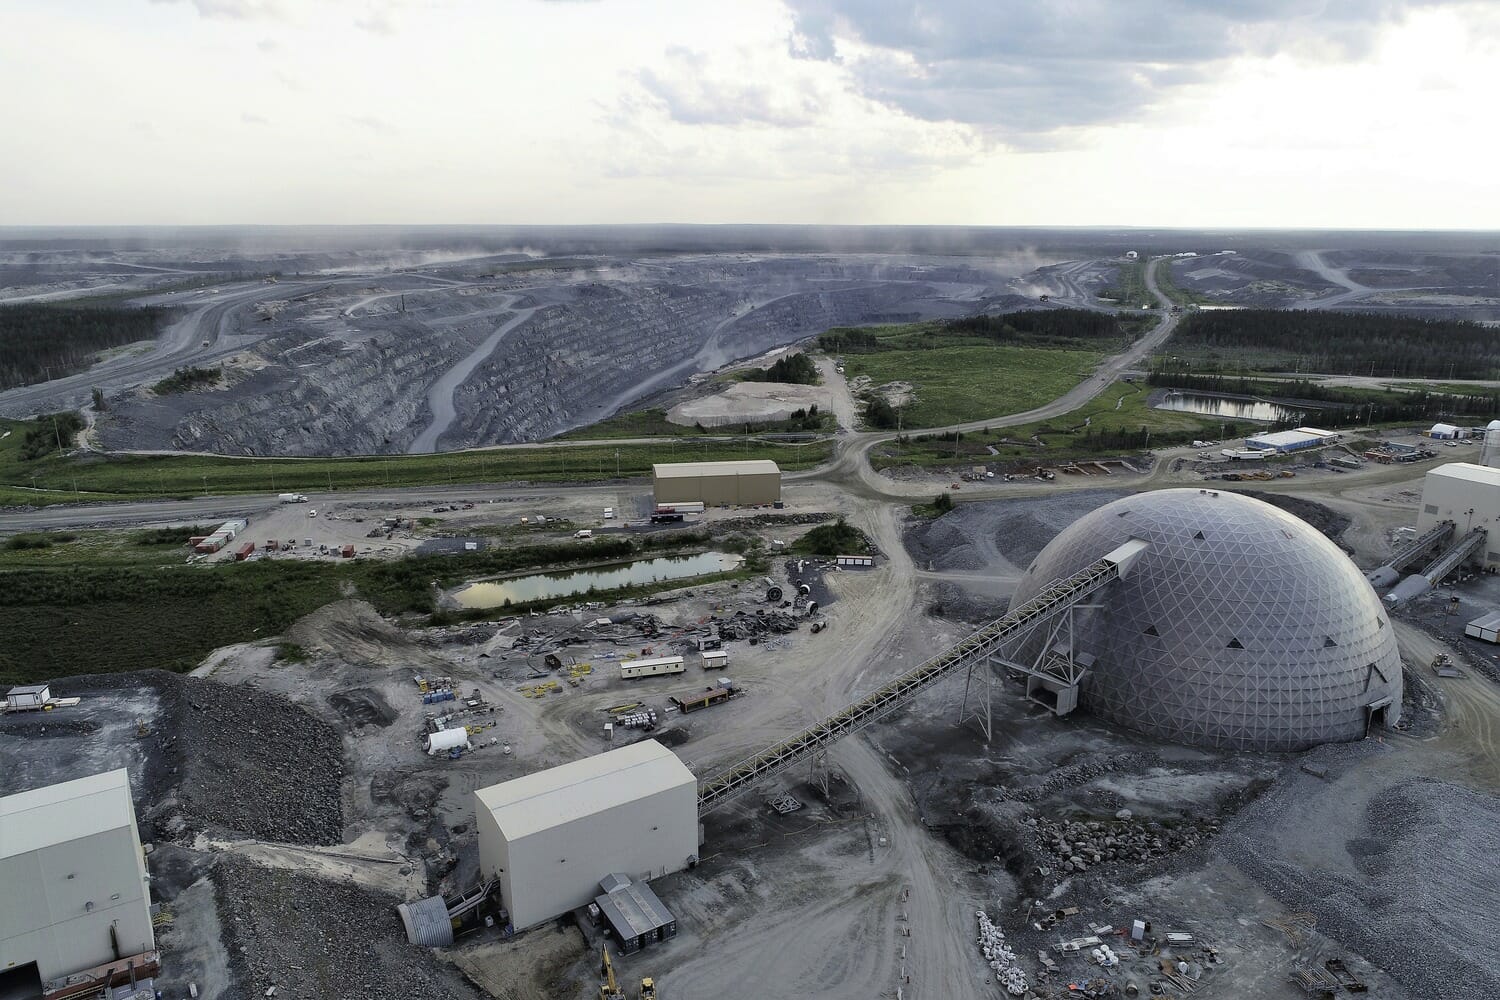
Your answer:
615,450 -> 620,477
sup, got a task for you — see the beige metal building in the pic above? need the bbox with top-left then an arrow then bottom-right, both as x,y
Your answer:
475,740 -> 698,931
652,460 -> 781,506
1417,463 -> 1500,568
1,769 -> 155,985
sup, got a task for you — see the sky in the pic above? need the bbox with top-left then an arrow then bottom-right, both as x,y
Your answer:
2,0 -> 1498,228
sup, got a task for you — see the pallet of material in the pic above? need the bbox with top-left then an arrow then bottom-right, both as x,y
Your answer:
669,686 -> 739,713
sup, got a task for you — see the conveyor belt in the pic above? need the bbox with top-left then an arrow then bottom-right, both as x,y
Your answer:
1388,521 -> 1454,572
697,541 -> 1148,812
1417,527 -> 1487,585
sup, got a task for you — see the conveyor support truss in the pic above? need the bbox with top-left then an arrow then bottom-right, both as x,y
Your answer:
697,540 -> 1148,812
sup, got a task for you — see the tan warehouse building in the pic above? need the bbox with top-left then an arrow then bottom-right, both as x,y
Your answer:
652,459 -> 781,506
1,769 -> 156,991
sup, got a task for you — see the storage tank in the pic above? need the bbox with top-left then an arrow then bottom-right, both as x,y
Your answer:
424,728 -> 472,756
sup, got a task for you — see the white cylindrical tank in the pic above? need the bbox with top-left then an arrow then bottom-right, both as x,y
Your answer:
1481,420 -> 1500,468
424,728 -> 472,755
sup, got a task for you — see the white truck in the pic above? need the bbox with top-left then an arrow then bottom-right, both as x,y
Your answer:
278,493 -> 309,504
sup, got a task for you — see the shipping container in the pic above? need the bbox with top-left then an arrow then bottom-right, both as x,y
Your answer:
620,656 -> 686,680
655,502 -> 706,515
670,685 -> 737,713
234,542 -> 255,561
700,650 -> 728,670
341,544 -> 356,558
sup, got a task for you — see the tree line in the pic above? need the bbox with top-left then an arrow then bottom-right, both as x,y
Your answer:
820,309 -> 1128,355
0,303 -> 171,389
741,351 -> 819,385
1166,309 -> 1500,378
1146,370 -> 1499,422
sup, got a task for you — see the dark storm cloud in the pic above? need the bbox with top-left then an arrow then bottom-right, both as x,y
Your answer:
784,0 -> 1452,135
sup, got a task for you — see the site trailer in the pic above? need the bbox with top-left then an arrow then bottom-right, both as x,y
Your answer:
620,656 -> 686,680
4,685 -> 50,711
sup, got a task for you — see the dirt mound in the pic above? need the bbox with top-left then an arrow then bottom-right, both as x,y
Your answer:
906,491 -> 1127,574
328,688 -> 398,730
1236,490 -> 1351,541
213,858 -> 479,1000
285,599 -> 433,667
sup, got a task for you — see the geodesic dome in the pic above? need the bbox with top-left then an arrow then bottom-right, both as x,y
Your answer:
1009,488 -> 1402,751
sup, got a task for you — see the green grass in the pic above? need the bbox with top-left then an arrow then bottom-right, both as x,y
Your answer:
1099,259 -> 1150,307
843,345 -> 1106,428
870,381 -> 1224,469
0,417 -> 833,503
0,532 -> 717,684
1154,262 -> 1206,307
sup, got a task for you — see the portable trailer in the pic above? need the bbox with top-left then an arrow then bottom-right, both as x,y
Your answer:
620,656 -> 686,680
700,650 -> 728,670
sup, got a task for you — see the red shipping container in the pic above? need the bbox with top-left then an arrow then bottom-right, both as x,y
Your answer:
234,542 -> 255,561
341,544 -> 355,558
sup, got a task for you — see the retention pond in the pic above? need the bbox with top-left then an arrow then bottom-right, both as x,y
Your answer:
1152,390 -> 1326,423
453,551 -> 744,608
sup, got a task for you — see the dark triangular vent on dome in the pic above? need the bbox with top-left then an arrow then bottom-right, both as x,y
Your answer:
1193,530 -> 1206,540
1226,637 -> 1244,649
1143,624 -> 1160,636
1324,636 -> 1338,648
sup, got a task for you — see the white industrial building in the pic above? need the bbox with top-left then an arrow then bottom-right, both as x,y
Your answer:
0,769 -> 156,989
652,460 -> 781,506
475,740 -> 698,931
1243,427 -> 1341,454
1417,463 -> 1500,569
1428,423 -> 1470,440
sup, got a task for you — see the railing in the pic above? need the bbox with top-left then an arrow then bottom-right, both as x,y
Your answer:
1389,521 -> 1454,572
697,556 -> 1123,812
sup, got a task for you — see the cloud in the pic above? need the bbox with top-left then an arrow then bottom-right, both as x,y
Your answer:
783,0 -> 1460,138
256,37 -> 278,52
636,46 -> 829,127
149,0 -> 289,19
240,111 -> 268,125
346,114 -> 395,134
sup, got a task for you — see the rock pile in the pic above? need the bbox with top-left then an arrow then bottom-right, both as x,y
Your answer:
173,677 -> 346,845
1028,812 -> 1217,874
214,859 -> 477,1000
717,610 -> 803,640
995,750 -> 1162,803
977,909 -> 1029,996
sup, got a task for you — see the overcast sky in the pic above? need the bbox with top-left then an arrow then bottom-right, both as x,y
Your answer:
3,0 -> 1497,227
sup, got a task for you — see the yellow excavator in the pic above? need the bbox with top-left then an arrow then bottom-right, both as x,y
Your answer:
599,946 -> 626,1000
639,977 -> 656,999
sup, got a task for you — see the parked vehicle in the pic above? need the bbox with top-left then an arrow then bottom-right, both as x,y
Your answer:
278,493 -> 308,503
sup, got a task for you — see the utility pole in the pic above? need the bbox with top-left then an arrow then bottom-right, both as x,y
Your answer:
615,450 -> 621,478
201,474 -> 208,495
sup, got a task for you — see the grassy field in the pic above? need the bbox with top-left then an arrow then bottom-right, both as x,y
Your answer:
869,381 -> 1223,469
0,531 -> 715,684
844,345 -> 1106,428
0,417 -> 833,504
1099,259 -> 1150,307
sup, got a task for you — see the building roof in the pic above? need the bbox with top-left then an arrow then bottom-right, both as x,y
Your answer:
595,875 -> 675,939
475,740 -> 693,841
1428,463 -> 1500,488
6,684 -> 50,696
1469,610 -> 1500,631
0,768 -> 135,860
1246,429 -> 1325,447
1431,423 -> 1461,434
1295,427 -> 1340,438
652,460 -> 780,479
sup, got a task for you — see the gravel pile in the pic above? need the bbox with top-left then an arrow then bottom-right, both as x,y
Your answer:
213,858 -> 479,1000
1235,490 -> 1351,541
173,676 -> 345,844
905,492 -> 1126,573
992,749 -> 1163,803
1220,745 -> 1500,999
1027,812 -> 1217,874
